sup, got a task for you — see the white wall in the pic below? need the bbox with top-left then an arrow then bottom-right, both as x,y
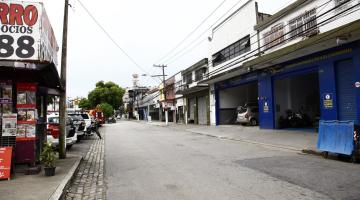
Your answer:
209,84 -> 217,125
208,0 -> 259,77
219,82 -> 258,108
260,0 -> 360,54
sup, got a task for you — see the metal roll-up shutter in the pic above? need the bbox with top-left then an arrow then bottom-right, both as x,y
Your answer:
336,59 -> 357,121
198,96 -> 207,125
189,98 -> 196,121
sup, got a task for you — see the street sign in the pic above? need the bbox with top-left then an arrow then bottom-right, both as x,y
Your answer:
0,147 -> 13,180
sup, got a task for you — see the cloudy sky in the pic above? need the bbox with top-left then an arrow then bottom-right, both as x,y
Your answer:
37,0 -> 294,98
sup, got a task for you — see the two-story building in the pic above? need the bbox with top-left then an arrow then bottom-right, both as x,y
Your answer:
202,0 -> 360,129
243,0 -> 360,129
177,58 -> 210,125
203,0 -> 269,125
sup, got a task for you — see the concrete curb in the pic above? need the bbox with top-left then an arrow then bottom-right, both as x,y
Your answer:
146,121 -> 323,156
48,156 -> 83,200
187,130 -> 303,152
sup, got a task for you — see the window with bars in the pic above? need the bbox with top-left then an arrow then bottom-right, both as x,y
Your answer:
288,8 -> 318,40
334,0 -> 350,11
212,35 -> 250,67
263,23 -> 285,50
195,68 -> 207,81
184,73 -> 192,84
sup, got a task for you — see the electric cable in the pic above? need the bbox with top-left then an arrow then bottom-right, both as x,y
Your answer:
154,0 -> 229,65
76,0 -> 162,84
206,0 -> 357,78
163,0 -> 309,66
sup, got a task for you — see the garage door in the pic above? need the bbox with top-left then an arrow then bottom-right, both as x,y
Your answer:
336,59 -> 357,121
198,96 -> 207,125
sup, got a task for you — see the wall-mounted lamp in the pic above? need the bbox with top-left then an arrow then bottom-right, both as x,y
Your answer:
336,35 -> 350,45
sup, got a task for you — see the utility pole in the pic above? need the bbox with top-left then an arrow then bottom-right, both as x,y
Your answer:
153,65 -> 168,125
59,0 -> 69,159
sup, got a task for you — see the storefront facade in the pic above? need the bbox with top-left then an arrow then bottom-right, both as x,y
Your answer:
207,0 -> 360,129
0,1 -> 61,168
256,42 -> 360,129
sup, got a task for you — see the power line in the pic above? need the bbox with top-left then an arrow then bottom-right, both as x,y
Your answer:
135,1 -> 360,107
163,0 -> 305,66
154,0 -> 228,64
76,0 -> 161,84
163,0 -> 247,65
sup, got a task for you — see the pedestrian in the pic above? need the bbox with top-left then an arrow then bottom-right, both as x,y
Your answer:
94,121 -> 102,139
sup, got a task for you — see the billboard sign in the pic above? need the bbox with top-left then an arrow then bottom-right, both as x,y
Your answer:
0,1 -> 58,65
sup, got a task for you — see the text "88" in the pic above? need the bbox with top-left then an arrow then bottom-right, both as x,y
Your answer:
0,35 -> 35,59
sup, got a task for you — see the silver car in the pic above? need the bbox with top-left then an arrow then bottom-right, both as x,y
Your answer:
236,106 -> 259,126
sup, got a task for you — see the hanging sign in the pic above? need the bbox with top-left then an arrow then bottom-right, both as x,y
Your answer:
0,147 -> 12,180
323,93 -> 333,109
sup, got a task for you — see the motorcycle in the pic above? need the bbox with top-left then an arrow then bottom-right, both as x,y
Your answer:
279,109 -> 311,128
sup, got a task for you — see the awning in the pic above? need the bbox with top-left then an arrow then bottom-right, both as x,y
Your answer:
0,62 -> 63,91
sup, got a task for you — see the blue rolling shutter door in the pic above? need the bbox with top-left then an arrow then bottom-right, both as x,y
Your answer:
336,59 -> 357,121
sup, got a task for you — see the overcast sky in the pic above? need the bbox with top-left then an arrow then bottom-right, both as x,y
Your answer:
36,0 -> 294,98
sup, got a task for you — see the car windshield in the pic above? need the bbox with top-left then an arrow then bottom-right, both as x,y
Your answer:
48,117 -> 59,124
237,106 -> 247,113
69,114 -> 84,121
81,114 -> 90,119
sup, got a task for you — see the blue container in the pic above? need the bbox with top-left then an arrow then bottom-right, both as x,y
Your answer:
317,120 -> 354,156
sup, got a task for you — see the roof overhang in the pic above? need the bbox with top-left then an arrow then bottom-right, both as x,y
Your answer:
177,85 -> 209,95
0,62 -> 63,91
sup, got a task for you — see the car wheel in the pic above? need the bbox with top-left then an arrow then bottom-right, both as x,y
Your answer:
66,144 -> 73,150
250,118 -> 257,126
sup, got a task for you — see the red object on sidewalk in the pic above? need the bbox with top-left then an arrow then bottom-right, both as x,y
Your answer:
0,147 -> 13,180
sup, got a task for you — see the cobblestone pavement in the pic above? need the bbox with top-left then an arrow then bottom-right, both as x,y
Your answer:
64,136 -> 105,200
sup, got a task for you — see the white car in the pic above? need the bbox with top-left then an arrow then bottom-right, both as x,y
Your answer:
47,114 -> 77,149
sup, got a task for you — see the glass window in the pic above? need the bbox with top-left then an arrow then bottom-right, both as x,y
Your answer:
212,35 -> 251,67
288,8 -> 317,40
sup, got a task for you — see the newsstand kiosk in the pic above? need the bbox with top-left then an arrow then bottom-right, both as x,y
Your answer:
0,0 -> 62,178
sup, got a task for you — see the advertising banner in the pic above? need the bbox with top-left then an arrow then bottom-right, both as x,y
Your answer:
2,114 -> 17,136
0,1 -> 58,64
0,1 -> 41,61
0,147 -> 12,180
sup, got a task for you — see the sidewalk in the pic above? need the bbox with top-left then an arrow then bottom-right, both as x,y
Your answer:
145,121 -> 318,152
0,154 -> 82,200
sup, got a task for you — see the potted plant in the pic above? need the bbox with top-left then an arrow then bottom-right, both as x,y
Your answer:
40,142 -> 56,176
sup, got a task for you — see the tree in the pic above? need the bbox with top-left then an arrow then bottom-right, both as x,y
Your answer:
87,81 -> 125,109
78,98 -> 91,110
99,103 -> 113,118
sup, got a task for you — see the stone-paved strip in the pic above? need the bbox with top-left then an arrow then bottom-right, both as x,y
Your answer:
64,136 -> 105,200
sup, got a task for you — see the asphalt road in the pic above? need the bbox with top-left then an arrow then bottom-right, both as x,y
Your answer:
104,121 -> 360,200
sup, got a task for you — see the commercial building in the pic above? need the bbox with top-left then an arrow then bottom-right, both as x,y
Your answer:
176,59 -> 210,125
0,1 -> 62,168
203,0 -> 360,129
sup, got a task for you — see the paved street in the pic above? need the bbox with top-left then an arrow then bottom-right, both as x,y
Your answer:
104,121 -> 360,200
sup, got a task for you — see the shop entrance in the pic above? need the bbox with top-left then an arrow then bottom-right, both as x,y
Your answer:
218,81 -> 258,125
273,72 -> 320,129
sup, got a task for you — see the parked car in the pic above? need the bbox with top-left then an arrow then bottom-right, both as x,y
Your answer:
68,113 -> 86,142
76,113 -> 92,133
236,104 -> 259,126
47,114 -> 77,149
